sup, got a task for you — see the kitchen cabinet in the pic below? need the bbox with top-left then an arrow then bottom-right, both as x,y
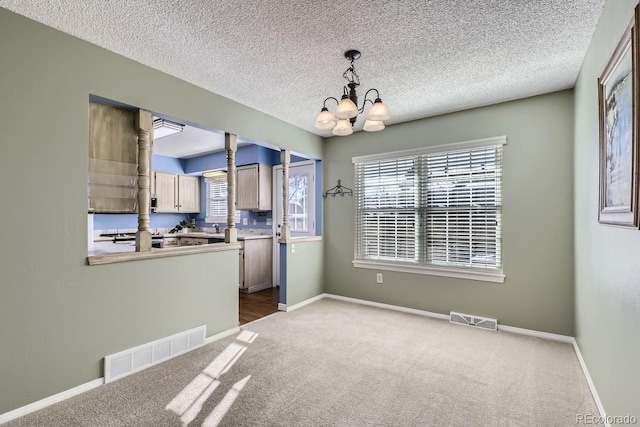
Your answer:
239,238 -> 272,292
163,236 -> 179,247
164,235 -> 223,247
236,164 -> 272,211
154,172 -> 200,213
179,237 -> 194,246
88,101 -> 139,213
179,175 -> 200,212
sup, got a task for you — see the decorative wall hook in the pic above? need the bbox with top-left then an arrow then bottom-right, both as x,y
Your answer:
323,179 -> 353,198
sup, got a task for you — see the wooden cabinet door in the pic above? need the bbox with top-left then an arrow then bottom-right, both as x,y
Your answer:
243,239 -> 272,288
178,175 -> 200,213
154,172 -> 177,212
236,164 -> 259,210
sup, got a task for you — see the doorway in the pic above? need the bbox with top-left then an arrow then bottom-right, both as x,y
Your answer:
272,160 -> 317,287
239,287 -> 280,325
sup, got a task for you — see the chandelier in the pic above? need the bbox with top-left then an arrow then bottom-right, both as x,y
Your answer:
315,50 -> 390,136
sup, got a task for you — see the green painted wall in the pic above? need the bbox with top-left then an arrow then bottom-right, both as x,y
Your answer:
574,0 -> 640,418
285,241 -> 324,307
323,91 -> 575,335
0,8 -> 322,414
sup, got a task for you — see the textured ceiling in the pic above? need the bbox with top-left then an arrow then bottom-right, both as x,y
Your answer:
0,0 -> 605,137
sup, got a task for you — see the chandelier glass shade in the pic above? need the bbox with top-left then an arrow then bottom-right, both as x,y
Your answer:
315,50 -> 390,136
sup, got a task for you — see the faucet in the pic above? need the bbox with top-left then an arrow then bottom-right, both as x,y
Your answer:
213,223 -> 220,233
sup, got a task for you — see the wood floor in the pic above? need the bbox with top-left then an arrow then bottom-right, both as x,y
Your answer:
239,286 -> 280,325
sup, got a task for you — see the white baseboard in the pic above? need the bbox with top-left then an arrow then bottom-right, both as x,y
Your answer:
278,293 -> 327,312
0,378 -> 104,425
205,326 -> 240,345
324,294 -> 450,320
571,338 -> 609,427
498,324 -> 573,343
325,294 -> 576,343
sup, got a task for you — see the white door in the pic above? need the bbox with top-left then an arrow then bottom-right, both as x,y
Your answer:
272,161 -> 316,287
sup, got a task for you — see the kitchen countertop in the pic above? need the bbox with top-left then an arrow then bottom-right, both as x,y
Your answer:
89,231 -> 272,257
87,240 -> 241,265
162,232 -> 272,240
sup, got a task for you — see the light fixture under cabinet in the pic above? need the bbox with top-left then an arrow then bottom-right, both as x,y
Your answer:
203,169 -> 227,179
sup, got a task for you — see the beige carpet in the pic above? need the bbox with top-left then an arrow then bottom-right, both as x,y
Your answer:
5,298 -> 601,426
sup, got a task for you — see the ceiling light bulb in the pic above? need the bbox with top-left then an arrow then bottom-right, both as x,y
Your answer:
366,98 -> 390,121
315,107 -> 337,130
335,95 -> 358,119
332,119 -> 353,136
363,120 -> 385,132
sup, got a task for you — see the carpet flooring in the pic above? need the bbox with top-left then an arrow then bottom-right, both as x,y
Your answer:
5,299 -> 601,426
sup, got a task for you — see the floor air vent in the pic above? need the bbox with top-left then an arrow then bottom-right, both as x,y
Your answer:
450,311 -> 497,331
104,325 -> 206,383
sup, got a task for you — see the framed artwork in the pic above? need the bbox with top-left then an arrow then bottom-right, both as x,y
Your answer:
598,7 -> 640,227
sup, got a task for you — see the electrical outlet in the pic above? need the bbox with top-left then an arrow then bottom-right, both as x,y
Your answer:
252,218 -> 257,225
291,244 -> 296,254
242,218 -> 248,225
266,218 -> 273,225
376,273 -> 383,284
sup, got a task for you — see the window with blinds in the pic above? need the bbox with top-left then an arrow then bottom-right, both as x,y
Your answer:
353,137 -> 505,278
205,175 -> 239,223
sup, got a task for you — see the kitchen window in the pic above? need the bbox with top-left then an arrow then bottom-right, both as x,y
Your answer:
352,136 -> 506,283
205,174 -> 239,224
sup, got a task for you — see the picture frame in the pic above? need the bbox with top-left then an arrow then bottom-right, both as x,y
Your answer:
598,7 -> 640,227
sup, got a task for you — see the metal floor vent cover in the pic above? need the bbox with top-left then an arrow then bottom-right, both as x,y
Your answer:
104,325 -> 206,383
450,311 -> 498,331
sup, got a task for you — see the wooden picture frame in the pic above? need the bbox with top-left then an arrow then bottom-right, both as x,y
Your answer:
598,8 -> 640,227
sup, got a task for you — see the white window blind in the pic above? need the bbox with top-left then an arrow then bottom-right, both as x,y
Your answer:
354,138 -> 504,276
205,176 -> 239,223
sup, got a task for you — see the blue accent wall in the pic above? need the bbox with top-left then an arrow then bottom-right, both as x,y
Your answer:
92,213 -> 188,230
183,145 -> 282,174
153,154 -> 185,174
279,243 -> 287,304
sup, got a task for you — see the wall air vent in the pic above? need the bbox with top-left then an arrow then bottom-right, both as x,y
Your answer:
104,325 -> 206,383
450,311 -> 498,331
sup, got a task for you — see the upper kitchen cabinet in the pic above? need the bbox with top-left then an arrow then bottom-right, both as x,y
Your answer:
236,164 -> 272,211
88,101 -> 139,213
154,172 -> 200,213
179,175 -> 200,212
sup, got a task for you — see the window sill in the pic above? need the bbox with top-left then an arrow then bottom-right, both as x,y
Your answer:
352,260 -> 505,283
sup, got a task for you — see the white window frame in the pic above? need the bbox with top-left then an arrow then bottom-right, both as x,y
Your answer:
274,160 -> 316,237
352,136 -> 506,283
204,174 -> 239,224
